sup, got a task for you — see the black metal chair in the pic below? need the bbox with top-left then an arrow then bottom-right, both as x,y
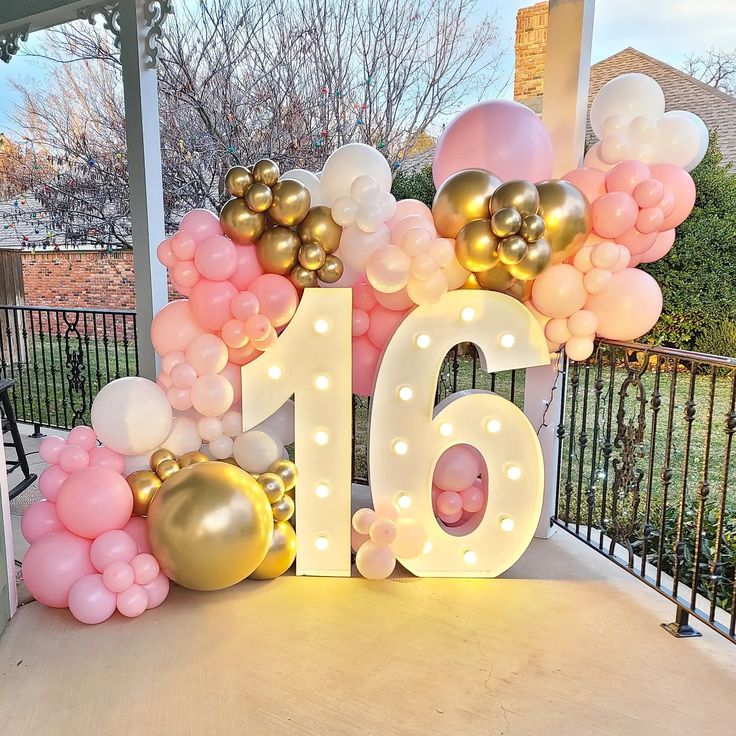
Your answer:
1,378 -> 37,500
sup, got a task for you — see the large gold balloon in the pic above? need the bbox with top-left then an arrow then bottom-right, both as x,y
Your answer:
249,521 -> 297,580
269,459 -> 298,492
455,219 -> 499,273
256,226 -> 301,274
289,265 -> 318,289
269,180 -> 311,227
297,206 -> 342,255
316,255 -> 344,284
150,448 -> 175,472
298,242 -> 326,270
244,182 -> 273,213
225,166 -> 253,198
507,238 -> 552,280
475,264 -> 516,292
252,159 -> 280,187
432,169 -> 502,238
147,462 -> 273,591
536,180 -> 592,263
491,180 -> 540,218
126,470 -> 161,516
220,198 -> 266,244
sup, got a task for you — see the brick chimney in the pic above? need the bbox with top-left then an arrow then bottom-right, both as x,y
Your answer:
513,1 -> 549,113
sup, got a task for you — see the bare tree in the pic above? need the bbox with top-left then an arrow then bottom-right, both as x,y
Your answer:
683,47 -> 736,95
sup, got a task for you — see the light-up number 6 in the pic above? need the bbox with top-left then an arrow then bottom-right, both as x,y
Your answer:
369,290 -> 549,577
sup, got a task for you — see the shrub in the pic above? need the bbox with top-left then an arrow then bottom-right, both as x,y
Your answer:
696,320 -> 736,358
391,164 -> 436,206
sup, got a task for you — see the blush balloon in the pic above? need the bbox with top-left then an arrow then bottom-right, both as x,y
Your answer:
366,305 -> 408,350
562,167 -> 607,204
68,573 -> 117,625
179,209 -> 223,241
38,465 -> 69,502
150,300 -> 205,356
67,425 -> 97,451
190,279 -> 239,331
604,160 -> 651,194
142,573 -> 170,609
230,244 -> 264,290
194,235 -> 238,281
168,230 -> 197,261
352,335 -> 381,396
434,445 -> 481,492
123,517 -> 152,555
21,500 -> 64,544
90,530 -> 138,572
650,164 -> 696,229
247,274 -> 299,328
591,192 -> 638,239
39,435 -> 66,465
531,264 -> 587,319
638,229 -> 676,264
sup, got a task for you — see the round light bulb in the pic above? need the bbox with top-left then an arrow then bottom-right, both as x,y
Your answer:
486,418 -> 501,434
499,333 -> 515,348
314,318 -> 329,334
505,464 -> 522,480
314,374 -> 330,391
392,439 -> 409,455
463,549 -> 478,564
439,422 -> 453,437
398,386 -> 414,401
500,516 -> 515,532
314,430 -> 329,446
315,535 -> 329,551
423,541 -> 433,554
415,333 -> 431,349
460,307 -> 476,322
397,493 -> 412,509
315,483 -> 330,499
267,365 -> 282,380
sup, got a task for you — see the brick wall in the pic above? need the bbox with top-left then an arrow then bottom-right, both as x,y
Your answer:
513,2 -> 548,113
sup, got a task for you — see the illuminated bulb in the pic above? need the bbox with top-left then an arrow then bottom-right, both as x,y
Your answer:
397,493 -> 412,509
499,333 -> 516,348
423,541 -> 433,554
315,483 -> 330,499
314,318 -> 329,334
314,535 -> 329,551
392,439 -> 409,455
267,365 -> 282,380
314,374 -> 330,391
463,549 -> 478,564
506,464 -> 522,480
486,418 -> 501,434
398,385 -> 414,401
314,430 -> 329,446
439,422 -> 453,437
415,333 -> 431,349
460,307 -> 476,322
500,516 -> 515,532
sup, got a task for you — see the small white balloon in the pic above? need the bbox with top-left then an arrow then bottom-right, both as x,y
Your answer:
602,113 -> 629,138
599,134 -> 629,165
122,452 -> 152,475
355,203 -> 383,233
350,174 -> 379,203
654,112 -> 702,169
197,416 -> 223,443
221,410 -> 243,438
232,430 -> 283,474
666,110 -> 708,171
331,196 -> 358,226
338,223 -> 391,273
209,434 -> 234,460
628,114 -> 657,143
378,192 -> 397,221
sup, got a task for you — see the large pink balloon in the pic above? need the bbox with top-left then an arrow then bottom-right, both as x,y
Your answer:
366,305 -> 408,350
248,274 -> 298,327
179,209 -> 223,241
617,227 -> 657,256
151,300 -> 205,356
562,167 -> 607,204
189,279 -> 238,331
230,244 -> 264,290
185,333 -> 229,375
68,573 -> 117,625
649,164 -> 696,229
638,229 -> 676,264
67,425 -> 98,451
190,374 -> 234,417
386,199 -> 434,232
432,100 -> 554,186
352,335 -> 381,396
585,268 -> 663,340
194,235 -> 238,281
56,467 -> 134,539
373,287 -> 415,311
22,530 -> 95,607
389,214 -> 435,245
87,446 -> 124,474
531,264 -> 587,319
605,161 -> 651,194
591,192 -> 638,239
21,500 -> 64,544
433,445 -> 482,492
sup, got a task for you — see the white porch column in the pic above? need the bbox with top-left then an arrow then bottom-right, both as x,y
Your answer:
118,0 -> 168,379
524,0 -> 595,538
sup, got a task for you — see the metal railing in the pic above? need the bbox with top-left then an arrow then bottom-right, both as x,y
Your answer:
0,305 -> 139,431
554,340 -> 736,643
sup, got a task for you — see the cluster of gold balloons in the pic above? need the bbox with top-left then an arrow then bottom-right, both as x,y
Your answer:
220,159 -> 344,289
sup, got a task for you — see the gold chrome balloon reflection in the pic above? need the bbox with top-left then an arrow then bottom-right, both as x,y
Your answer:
220,197 -> 266,244
155,458 -> 180,481
256,227 -> 302,275
147,462 -> 273,591
432,169 -> 502,238
269,179 -> 311,227
150,448 -> 175,473
126,470 -> 161,517
252,159 -> 280,187
316,254 -> 344,284
269,459 -> 298,492
289,265 -> 319,289
535,180 -> 592,263
297,206 -> 342,255
491,180 -> 540,218
244,182 -> 273,213
490,207 -> 522,238
455,219 -> 499,273
474,265 -> 516,292
225,166 -> 253,198
271,494 -> 295,523
506,238 -> 552,280
298,242 -> 327,271
178,451 -> 209,468
249,521 -> 297,580
258,471 -> 286,504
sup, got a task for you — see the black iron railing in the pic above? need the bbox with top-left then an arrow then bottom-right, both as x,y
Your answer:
555,340 -> 736,643
0,305 -> 139,431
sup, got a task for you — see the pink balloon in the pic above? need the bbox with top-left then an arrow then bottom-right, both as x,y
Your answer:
131,553 -> 160,586
179,209 -> 223,241
170,361 -> 198,389
617,227 -> 657,256
366,245 -> 410,294
90,530 -> 138,573
531,264 -> 587,319
461,485 -> 485,513
373,287 -> 415,311
351,527 -> 369,553
244,314 -> 271,341
436,490 -> 462,516
638,229 -> 676,264
230,245 -> 263,290
247,274 -> 299,328
613,245 -> 631,272
562,167 -> 607,204
352,335 -> 381,396
230,291 -> 260,320
39,435 -> 66,464
355,541 -> 396,580
583,268 -> 612,295
591,192 -> 638,239
390,215 -> 435,247
161,350 -> 185,375
590,242 -> 620,270
38,465 -> 68,502
151,300 -> 205,356
22,530 -> 95,607
21,500 -> 64,544
219,362 -> 243,406
172,260 -> 201,291
386,199 -> 434,232
568,309 -> 597,337
56,467 -> 134,540
352,309 -> 370,337
167,386 -> 192,412
545,318 -> 571,344
58,444 -> 89,473
103,560 -> 135,593
585,268 -> 663,341
227,342 -> 259,367
67,425 -> 97,451
434,445 -> 481,492
366,305 -> 407,350
353,281 -> 378,311
123,517 -> 152,555
633,178 -> 665,208
185,333 -> 229,375
117,584 -> 149,618
432,100 -> 553,186
194,235 -> 238,281
438,508 -> 463,524
636,207 -> 664,234
142,572 -> 170,609
190,374 -> 234,417
68,573 -> 117,624
565,336 -> 595,361
168,230 -> 197,261
189,279 -> 238,331
605,161 -> 651,194
222,320 -> 247,349
650,164 -> 696,229
658,191 -> 676,218
572,246 -> 593,273
156,239 -> 177,268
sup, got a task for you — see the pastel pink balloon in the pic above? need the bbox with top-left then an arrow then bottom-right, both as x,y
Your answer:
117,584 -> 149,618
572,245 -> 593,273
366,245 -> 411,294
179,209 -> 223,241
434,445 -> 481,492
591,192 -> 638,238
190,279 -> 238,331
351,527 -> 369,553
219,362 -> 243,406
432,99 -> 553,186
170,361 -> 198,389
436,490 -> 462,516
386,199 -> 433,232
636,207 -> 664,234
68,573 -> 117,624
633,178 -> 665,208
58,444 -> 90,473
617,227 -> 657,256
131,553 -> 160,586
590,242 -> 620,270
583,268 -> 612,295
21,500 -> 64,544
390,215 -> 435,247
90,530 -> 138,573
67,426 -> 98,451
545,318 -> 571,344
22,530 -> 95,607
56,467 -> 134,540
123,517 -> 152,555
613,245 -> 631,272
567,309 -> 597,337
38,464 -> 68,502
352,335 -> 381,396
142,573 -> 170,609
565,336 -> 595,361
167,386 -> 192,412
353,281 -> 378,311
190,374 -> 234,417
650,164 -> 696,229
605,160 -> 651,194
172,260 -> 201,291
157,374 -> 172,391
585,268 -> 663,341
355,540 -> 396,580
227,342 -> 259,367
151,300 -> 205,356
185,333 -> 229,375
39,435 -> 66,464
230,245 -> 264,290
247,274 -> 299,328
352,309 -> 370,337
658,191 -> 676,218
407,270 -> 447,306
161,350 -> 185,375
443,256 -> 471,291
156,239 -> 177,268
369,519 -> 398,547
461,485 -> 485,513
531,264 -> 587,319
562,167 -> 607,204
638,229 -> 676,264
221,320 -> 248,349
168,230 -> 197,261
366,305 -> 407,350
244,314 -> 271,341
445,510 -> 473,528
230,291 -> 260,320
438,508 -> 463,524
374,501 -> 400,522
103,560 -> 135,593
373,287 -> 415,311
194,235 -> 238,281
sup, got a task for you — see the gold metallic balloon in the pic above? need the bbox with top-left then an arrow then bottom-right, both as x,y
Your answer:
498,235 -> 527,266
150,448 -> 175,472
220,197 -> 266,244
475,264 -> 516,292
258,472 -> 286,504
221,457 -> 239,466
491,180 -> 540,218
289,265 -> 319,289
156,458 -> 180,481
491,207 -> 522,238
269,179 -> 311,227
298,242 -> 326,270
179,451 -> 209,468
504,280 -> 527,301
432,169 -> 502,238
269,459 -> 298,492
249,521 -> 297,580
126,470 -> 161,517
252,159 -> 280,187
297,206 -> 342,255
316,255 -> 344,284
148,462 -> 273,591
462,273 -> 483,290
519,214 -> 545,242
256,226 -> 301,274
272,494 -> 295,522
455,219 -> 499,273
507,238 -> 552,280
225,166 -> 253,198
536,180 -> 592,263
244,182 -> 273,213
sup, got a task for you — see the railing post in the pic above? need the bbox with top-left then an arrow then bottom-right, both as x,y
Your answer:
661,605 -> 702,639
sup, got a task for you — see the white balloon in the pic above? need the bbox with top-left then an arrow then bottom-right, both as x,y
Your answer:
378,192 -> 397,221
209,434 -> 234,460
91,377 -> 172,455
233,430 -> 283,474
628,114 -> 658,144
599,134 -> 629,164
355,203 -> 383,233
351,175 -> 380,203
337,223 -> 391,273
320,143 -> 392,206
221,410 -> 243,438
590,73 -> 665,138
122,452 -> 151,475
332,196 -> 358,226
667,110 -> 708,171
654,112 -> 701,169
254,399 -> 295,445
583,142 -> 613,171
280,169 -> 326,206
601,113 -> 629,138
161,415 -> 202,456
197,416 -> 223,443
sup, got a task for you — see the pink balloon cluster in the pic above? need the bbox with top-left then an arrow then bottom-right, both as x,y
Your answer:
432,445 -> 485,525
351,502 -> 428,580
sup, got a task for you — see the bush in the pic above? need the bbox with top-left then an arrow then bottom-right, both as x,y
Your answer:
391,164 -> 436,206
696,320 -> 736,358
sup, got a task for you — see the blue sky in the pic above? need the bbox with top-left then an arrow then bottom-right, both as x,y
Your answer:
1,0 -> 735,133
